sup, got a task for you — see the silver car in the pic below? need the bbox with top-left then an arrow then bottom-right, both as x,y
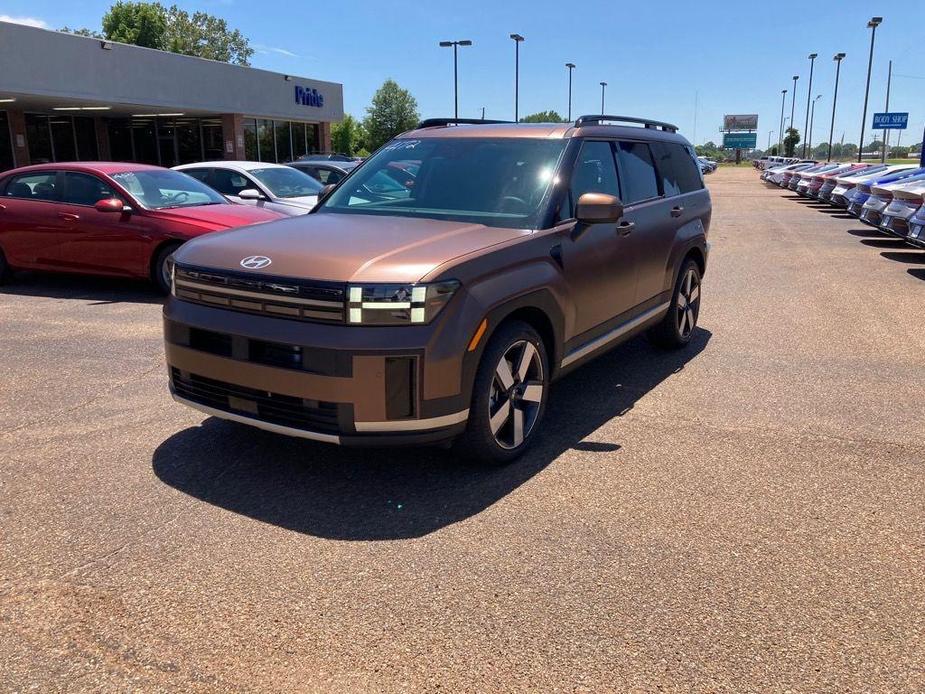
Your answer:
174,161 -> 322,216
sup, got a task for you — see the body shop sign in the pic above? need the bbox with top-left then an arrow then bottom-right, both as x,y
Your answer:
295,85 -> 324,108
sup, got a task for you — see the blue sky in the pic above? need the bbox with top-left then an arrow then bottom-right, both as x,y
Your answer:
2,0 -> 923,147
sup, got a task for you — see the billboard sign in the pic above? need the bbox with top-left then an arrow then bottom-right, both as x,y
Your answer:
872,112 -> 908,130
723,132 -> 758,149
723,114 -> 759,131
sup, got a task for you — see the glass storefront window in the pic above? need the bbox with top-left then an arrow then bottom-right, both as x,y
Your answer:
74,117 -> 99,160
202,118 -> 223,160
131,119 -> 158,165
0,112 -> 15,171
49,117 -> 77,161
25,114 -> 53,164
243,119 -> 258,160
305,123 -> 319,154
257,119 -> 274,162
275,120 -> 292,163
291,122 -> 306,159
176,118 -> 203,165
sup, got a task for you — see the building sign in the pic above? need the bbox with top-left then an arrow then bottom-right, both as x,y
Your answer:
723,114 -> 758,131
295,85 -> 324,108
872,112 -> 908,130
723,132 -> 757,149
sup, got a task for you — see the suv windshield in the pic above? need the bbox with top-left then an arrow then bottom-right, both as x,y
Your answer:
111,170 -> 227,209
317,137 -> 567,228
250,167 -> 322,198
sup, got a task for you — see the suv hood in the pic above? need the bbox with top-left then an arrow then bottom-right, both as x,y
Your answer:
172,212 -> 531,283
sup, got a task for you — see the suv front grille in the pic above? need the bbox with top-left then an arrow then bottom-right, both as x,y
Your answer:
174,265 -> 346,323
171,367 -> 342,434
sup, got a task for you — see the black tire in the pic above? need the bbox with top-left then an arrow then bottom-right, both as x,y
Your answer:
0,246 -> 13,286
151,243 -> 182,295
455,320 -> 549,465
648,259 -> 702,349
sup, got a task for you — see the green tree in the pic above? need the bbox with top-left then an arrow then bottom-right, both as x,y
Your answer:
783,127 -> 801,157
889,145 -> 910,159
519,111 -> 566,123
61,2 -> 253,65
331,114 -> 366,156
60,26 -> 105,38
363,79 -> 419,151
864,139 -> 883,153
101,1 -> 167,49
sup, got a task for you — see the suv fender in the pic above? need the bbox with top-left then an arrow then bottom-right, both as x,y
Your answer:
663,219 -> 708,290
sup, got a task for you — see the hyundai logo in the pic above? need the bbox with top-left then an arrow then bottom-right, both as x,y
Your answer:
240,255 -> 272,270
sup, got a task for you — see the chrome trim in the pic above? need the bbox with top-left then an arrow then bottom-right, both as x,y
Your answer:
561,302 -> 671,368
354,409 -> 470,432
175,279 -> 342,307
172,393 -> 342,444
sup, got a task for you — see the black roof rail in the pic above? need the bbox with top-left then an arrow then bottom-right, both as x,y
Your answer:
574,114 -> 678,133
416,118 -> 514,129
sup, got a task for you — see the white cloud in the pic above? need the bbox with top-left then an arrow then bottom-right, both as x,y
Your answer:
253,43 -> 299,59
0,14 -> 49,28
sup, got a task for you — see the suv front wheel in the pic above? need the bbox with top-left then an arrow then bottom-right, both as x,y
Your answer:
457,320 -> 548,464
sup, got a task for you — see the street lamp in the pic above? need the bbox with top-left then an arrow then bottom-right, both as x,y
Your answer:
565,63 -> 576,121
802,54 -> 817,156
808,94 -> 822,155
510,34 -> 525,121
789,75 -> 799,154
858,17 -> 883,162
828,53 -> 846,161
600,81 -> 607,114
439,39 -> 473,120
767,130 -> 775,151
778,89 -> 787,152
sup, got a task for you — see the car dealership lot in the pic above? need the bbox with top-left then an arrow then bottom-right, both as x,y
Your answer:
1,167 -> 924,691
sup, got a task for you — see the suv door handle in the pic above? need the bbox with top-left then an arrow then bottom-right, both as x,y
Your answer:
617,220 -> 635,236
58,212 -> 80,222
670,205 -> 685,218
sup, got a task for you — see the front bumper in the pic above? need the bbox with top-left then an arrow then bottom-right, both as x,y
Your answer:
163,298 -> 476,446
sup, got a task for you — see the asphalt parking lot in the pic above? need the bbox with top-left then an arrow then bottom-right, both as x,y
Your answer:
1,166 -> 924,691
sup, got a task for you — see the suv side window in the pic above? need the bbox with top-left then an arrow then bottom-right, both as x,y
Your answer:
62,172 -> 118,206
614,141 -> 659,204
570,140 -> 619,201
651,142 -> 704,196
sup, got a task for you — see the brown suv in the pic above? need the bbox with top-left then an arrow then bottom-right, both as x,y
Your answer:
164,115 -> 711,463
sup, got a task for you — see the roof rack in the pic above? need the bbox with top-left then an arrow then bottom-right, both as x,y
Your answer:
416,118 -> 514,129
573,115 -> 678,133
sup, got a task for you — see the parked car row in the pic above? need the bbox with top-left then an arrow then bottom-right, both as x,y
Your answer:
760,159 -> 925,248
754,155 -> 804,171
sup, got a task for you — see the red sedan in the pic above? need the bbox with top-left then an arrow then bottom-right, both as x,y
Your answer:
0,162 -> 285,293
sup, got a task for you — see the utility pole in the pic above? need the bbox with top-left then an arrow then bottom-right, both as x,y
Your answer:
858,17 -> 883,162
789,75 -> 799,155
828,53 -> 846,161
510,34 -> 525,122
808,94 -> 822,156
779,89 -> 787,153
565,63 -> 575,121
802,54 -> 817,156
599,82 -> 607,114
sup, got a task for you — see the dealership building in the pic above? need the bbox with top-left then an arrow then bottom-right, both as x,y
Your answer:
0,21 -> 344,172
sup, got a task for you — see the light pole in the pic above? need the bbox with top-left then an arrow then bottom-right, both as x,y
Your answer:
808,94 -> 822,155
599,81 -> 607,114
768,130 -> 775,151
881,59 -> 892,163
565,63 -> 575,121
858,17 -> 882,162
510,34 -> 524,121
828,53 -> 846,161
802,54 -> 817,156
778,89 -> 787,153
439,39 -> 472,120
789,75 -> 799,154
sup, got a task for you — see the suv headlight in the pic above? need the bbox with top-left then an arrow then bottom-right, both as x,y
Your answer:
347,281 -> 459,325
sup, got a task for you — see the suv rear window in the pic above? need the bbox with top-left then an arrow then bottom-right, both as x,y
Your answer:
615,142 -> 659,204
318,138 -> 566,229
651,142 -> 704,196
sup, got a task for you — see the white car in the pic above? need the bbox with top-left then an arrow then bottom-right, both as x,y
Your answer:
875,179 -> 925,237
830,165 -> 917,208
763,161 -> 815,185
861,176 -> 925,228
173,161 -> 322,216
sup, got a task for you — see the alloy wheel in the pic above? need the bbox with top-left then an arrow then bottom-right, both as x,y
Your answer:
676,267 -> 700,339
488,340 -> 544,450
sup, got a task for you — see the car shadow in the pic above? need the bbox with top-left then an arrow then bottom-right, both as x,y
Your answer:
0,272 -> 163,305
908,268 -> 925,281
152,328 -> 712,541
845,228 -> 880,237
881,250 -> 925,264
860,238 -> 908,249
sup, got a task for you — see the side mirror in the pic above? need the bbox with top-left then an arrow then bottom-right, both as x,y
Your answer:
94,197 -> 126,213
238,188 -> 263,200
318,183 -> 335,202
575,192 -> 624,224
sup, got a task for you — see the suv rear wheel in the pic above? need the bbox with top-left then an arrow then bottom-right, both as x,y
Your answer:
457,320 -> 548,464
648,259 -> 701,348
